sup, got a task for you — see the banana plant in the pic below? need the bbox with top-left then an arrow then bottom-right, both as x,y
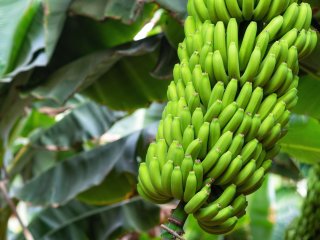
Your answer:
0,0 -> 320,240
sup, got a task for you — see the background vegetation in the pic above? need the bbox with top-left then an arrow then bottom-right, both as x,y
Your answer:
0,0 -> 320,239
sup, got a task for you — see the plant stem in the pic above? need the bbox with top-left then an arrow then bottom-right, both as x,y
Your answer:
161,201 -> 188,240
0,178 -> 34,240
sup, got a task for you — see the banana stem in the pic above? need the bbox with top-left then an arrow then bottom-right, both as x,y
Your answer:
161,201 -> 188,240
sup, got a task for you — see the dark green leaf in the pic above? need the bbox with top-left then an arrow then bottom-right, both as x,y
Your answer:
12,131 -> 140,205
293,75 -> 320,119
69,0 -> 146,23
31,101 -> 119,148
280,115 -> 320,164
15,198 -> 160,240
30,35 -> 167,108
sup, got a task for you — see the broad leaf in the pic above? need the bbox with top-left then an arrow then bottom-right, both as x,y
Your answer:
248,176 -> 273,240
293,75 -> 320,119
77,171 -> 135,205
69,0 -> 147,23
0,0 -> 71,80
31,101 -> 119,148
30,35 -> 169,109
12,131 -> 140,206
15,198 -> 160,240
280,115 -> 320,164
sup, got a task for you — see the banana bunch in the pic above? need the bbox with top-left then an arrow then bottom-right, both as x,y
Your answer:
286,164 -> 320,240
187,0 -> 312,25
137,0 -> 318,235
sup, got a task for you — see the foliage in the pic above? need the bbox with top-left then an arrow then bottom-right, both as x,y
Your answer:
0,0 -> 319,239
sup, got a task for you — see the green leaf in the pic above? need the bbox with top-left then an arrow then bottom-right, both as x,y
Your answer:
30,35 -> 168,109
12,131 -> 140,205
15,198 -> 160,240
280,115 -> 320,164
83,41 -> 170,110
69,0 -> 147,23
77,171 -> 135,205
0,0 -> 70,80
31,101 -> 119,148
293,75 -> 320,119
161,12 -> 184,49
248,176 -> 273,240
154,0 -> 188,19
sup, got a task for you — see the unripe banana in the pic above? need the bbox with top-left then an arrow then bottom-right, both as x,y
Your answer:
194,159 -> 204,189
167,141 -> 185,166
238,167 -> 265,194
254,53 -> 277,87
222,78 -> 238,108
149,157 -> 164,192
279,3 -> 299,36
195,202 -> 222,221
257,113 -> 275,140
239,21 -> 257,71
189,51 -> 200,71
202,147 -> 222,174
194,0 -> 210,21
206,0 -> 218,23
223,108 -> 245,134
261,15 -> 284,41
264,0 -> 285,22
184,185 -> 211,214
210,184 -> 237,209
171,166 -> 184,199
198,122 -> 210,158
236,82 -> 252,109
213,50 -> 229,84
245,87 -> 263,115
205,52 -> 215,82
182,125 -> 195,150
156,139 -> 167,167
208,118 -> 221,149
241,139 -> 259,164
199,216 -> 238,234
214,21 -> 228,68
257,93 -> 278,120
214,0 -> 231,24
208,81 -> 225,107
201,205 -> 235,226
265,62 -> 289,94
184,171 -> 198,202
240,46 -> 262,85
185,16 -> 197,36
245,114 -> 261,142
225,1 -> 242,21
204,100 -> 223,122
192,107 -> 204,136
186,138 -> 203,160
281,28 -> 298,48
253,0 -> 272,21
231,194 -> 248,216
199,73 -> 212,108
235,112 -> 252,135
227,19 -> 239,49
213,131 -> 234,154
228,134 -> 245,158
181,155 -> 195,183
233,159 -> 257,186
215,155 -> 243,185
207,151 -> 233,179
218,102 -> 238,128
172,117 -> 183,143
293,3 -> 310,31
255,31 -> 270,59
228,42 -> 241,80
242,0 -> 254,21
161,160 -> 174,195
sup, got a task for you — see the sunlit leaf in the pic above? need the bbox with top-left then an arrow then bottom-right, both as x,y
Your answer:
280,115 -> 320,164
